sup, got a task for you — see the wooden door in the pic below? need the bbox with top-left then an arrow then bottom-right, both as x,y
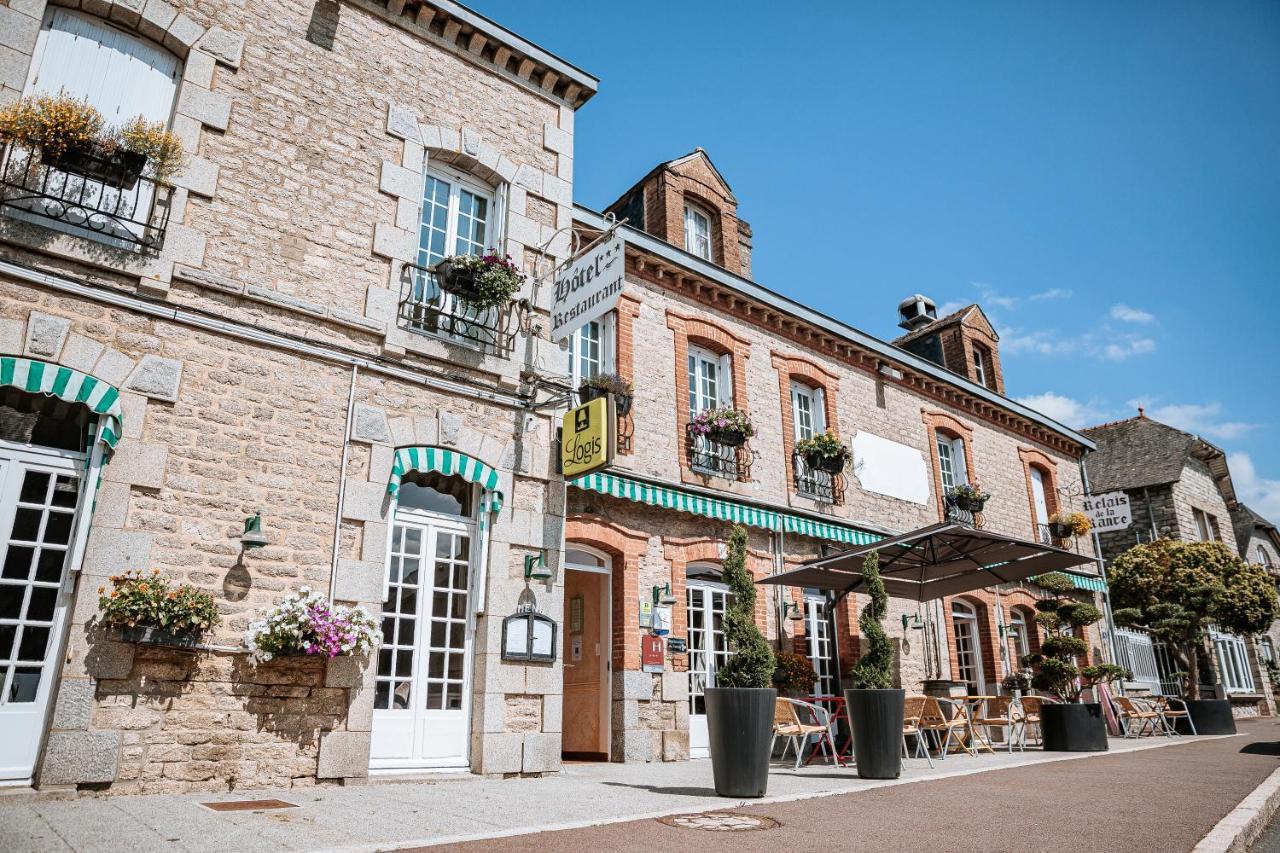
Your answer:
562,569 -> 607,760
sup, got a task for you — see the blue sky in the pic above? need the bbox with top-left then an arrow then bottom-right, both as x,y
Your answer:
477,1 -> 1280,516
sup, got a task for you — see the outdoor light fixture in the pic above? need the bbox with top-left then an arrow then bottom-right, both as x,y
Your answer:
524,552 -> 551,581
901,613 -> 924,631
652,583 -> 677,606
240,511 -> 269,549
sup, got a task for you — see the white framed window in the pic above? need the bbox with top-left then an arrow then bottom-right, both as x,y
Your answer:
418,165 -> 496,267
936,433 -> 969,492
683,203 -> 712,261
1007,608 -> 1031,663
1193,508 -> 1216,542
1257,545 -> 1273,568
1260,636 -> 1276,666
790,381 -> 826,443
951,600 -> 985,692
973,346 -> 988,388
568,315 -> 616,391
1029,467 -> 1050,527
1211,630 -> 1255,693
687,345 -> 730,415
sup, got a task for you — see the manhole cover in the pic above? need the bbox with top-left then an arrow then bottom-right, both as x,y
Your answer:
200,799 -> 299,812
658,813 -> 779,832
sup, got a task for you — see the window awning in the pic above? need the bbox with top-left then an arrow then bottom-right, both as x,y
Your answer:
1046,571 -> 1108,593
0,356 -> 122,450
568,470 -> 881,545
387,446 -> 503,512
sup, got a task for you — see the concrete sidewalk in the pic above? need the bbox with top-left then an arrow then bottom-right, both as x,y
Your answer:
0,723 -> 1273,852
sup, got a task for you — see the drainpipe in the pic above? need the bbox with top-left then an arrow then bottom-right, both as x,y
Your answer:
1081,449 -> 1121,671
329,364 -> 359,600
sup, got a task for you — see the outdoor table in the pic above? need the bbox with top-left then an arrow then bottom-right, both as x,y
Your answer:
802,694 -> 852,766
959,695 -> 998,754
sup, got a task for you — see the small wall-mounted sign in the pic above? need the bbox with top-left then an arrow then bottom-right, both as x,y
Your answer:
638,599 -> 653,629
651,605 -> 672,637
666,636 -> 688,654
641,633 -> 664,674
561,396 -> 615,480
569,595 -> 584,635
501,609 -> 557,663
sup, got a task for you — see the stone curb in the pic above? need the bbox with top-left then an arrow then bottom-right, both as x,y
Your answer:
1193,764 -> 1280,853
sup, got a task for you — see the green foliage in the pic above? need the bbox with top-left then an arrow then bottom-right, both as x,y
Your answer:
713,526 -> 775,689
98,569 -> 220,636
1040,635 -> 1088,659
1033,572 -> 1077,595
1109,539 -> 1280,698
772,651 -> 819,693
795,431 -> 852,466
850,551 -> 894,690
1019,576 -> 1106,702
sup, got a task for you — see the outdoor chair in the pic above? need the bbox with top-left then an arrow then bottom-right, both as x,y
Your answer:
918,696 -> 971,758
772,697 -> 841,769
1017,696 -> 1048,748
1114,696 -> 1163,738
902,695 -> 934,767
1151,696 -> 1196,735
972,696 -> 1021,752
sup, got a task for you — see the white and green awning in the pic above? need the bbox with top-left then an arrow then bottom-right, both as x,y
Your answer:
0,356 -> 122,449
387,446 -> 504,512
569,470 -> 881,546
1048,571 -> 1108,593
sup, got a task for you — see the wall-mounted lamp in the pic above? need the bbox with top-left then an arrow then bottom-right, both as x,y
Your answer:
783,602 -> 805,622
524,552 -> 551,581
241,511 -> 269,549
652,583 -> 677,606
901,613 -> 924,631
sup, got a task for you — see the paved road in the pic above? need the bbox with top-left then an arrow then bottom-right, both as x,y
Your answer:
1251,800 -> 1280,853
437,719 -> 1280,853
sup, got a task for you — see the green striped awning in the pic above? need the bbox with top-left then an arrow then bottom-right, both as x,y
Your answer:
1033,571 -> 1108,592
0,356 -> 122,449
387,446 -> 503,512
569,471 -> 881,546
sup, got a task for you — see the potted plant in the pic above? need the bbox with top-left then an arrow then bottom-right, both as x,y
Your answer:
772,651 -> 819,697
947,483 -> 991,513
844,551 -> 904,779
578,372 -> 633,417
1109,539 -> 1278,735
795,430 -> 852,474
98,569 -> 220,648
1048,511 -> 1091,540
705,525 -> 776,798
244,587 -> 382,663
1021,572 -> 1127,751
432,250 -> 525,310
690,407 -> 754,447
109,117 -> 187,187
1001,671 -> 1031,698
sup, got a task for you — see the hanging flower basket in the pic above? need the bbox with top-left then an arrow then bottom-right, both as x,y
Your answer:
1048,521 -> 1075,539
947,484 -> 991,513
432,251 -> 524,310
578,373 -> 634,417
691,407 -> 754,448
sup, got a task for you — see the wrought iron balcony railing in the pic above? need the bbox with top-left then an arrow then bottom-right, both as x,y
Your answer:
945,498 -> 981,528
686,425 -> 751,480
0,146 -> 170,251
793,453 -> 844,504
397,261 -> 529,356
1036,523 -> 1055,546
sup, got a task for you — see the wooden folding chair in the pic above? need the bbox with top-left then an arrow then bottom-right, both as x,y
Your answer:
918,696 -> 971,758
972,695 -> 1021,752
1114,696 -> 1162,738
1151,696 -> 1196,736
772,697 -> 840,769
903,695 -> 934,767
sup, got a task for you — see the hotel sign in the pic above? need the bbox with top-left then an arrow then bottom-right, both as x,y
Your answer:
1083,491 -> 1132,533
550,232 -> 625,342
561,396 -> 615,480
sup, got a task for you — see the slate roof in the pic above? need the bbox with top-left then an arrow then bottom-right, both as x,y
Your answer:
1082,414 -> 1232,495
1230,503 -> 1280,560
892,304 -> 977,346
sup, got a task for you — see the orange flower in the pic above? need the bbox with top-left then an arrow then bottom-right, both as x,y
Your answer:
138,583 -> 149,592
152,568 -> 160,576
110,590 -> 118,598
97,586 -> 104,595
167,592 -> 176,600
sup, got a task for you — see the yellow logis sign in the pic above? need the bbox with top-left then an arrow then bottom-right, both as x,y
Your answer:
561,396 -> 615,480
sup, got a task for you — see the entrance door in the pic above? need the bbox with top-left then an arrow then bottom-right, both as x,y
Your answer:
0,448 -> 84,783
804,593 -> 836,697
562,547 -> 610,761
371,515 -> 475,770
687,572 -> 731,759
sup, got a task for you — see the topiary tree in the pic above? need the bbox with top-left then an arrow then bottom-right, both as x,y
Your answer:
850,551 -> 894,689
1109,539 -> 1278,699
1021,572 -> 1127,701
715,525 -> 775,689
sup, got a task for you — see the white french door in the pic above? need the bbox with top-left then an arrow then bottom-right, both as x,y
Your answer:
0,446 -> 84,782
370,514 -> 475,771
804,594 -> 836,697
687,580 -> 731,758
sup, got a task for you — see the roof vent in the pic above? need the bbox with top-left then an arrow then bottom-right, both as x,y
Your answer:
897,294 -> 937,331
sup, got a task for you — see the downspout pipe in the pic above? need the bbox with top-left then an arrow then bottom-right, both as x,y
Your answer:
329,365 -> 359,600
1081,449 -> 1121,672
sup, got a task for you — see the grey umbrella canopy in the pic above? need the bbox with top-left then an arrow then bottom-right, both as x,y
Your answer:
758,521 -> 1096,602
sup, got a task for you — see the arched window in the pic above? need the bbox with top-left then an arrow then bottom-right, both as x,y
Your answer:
565,544 -> 611,573
951,599 -> 985,692
1007,607 -> 1032,665
1029,466 -> 1051,528
1256,545 -> 1273,569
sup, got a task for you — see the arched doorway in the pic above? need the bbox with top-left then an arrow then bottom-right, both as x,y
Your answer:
951,599 -> 986,695
370,470 -> 479,771
562,544 -> 611,761
686,562 -> 730,758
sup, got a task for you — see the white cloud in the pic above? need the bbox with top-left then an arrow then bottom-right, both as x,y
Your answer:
935,300 -> 967,318
1001,328 -> 1077,356
1030,288 -> 1074,301
973,282 -> 1019,310
1109,304 -> 1155,324
1127,399 -> 1261,441
1229,452 -> 1280,522
1015,392 -> 1110,428
1102,337 -> 1156,361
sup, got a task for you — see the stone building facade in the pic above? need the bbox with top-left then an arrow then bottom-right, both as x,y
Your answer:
0,0 -> 599,791
1083,413 -> 1275,715
563,150 -> 1102,763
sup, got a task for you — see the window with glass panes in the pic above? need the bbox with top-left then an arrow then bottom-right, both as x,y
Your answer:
684,203 -> 712,261
568,316 -> 616,392
418,169 -> 492,268
687,346 -> 723,415
936,434 -> 968,491
1212,631 -> 1255,693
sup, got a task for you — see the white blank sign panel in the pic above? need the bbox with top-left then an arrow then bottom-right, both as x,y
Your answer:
851,430 -> 930,505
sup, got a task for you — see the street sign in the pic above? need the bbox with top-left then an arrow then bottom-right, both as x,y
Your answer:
1083,490 -> 1132,533
561,396 -> 615,480
550,232 -> 625,342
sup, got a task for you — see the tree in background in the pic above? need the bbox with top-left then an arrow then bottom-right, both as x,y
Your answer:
1021,572 -> 1126,700
715,526 -> 775,688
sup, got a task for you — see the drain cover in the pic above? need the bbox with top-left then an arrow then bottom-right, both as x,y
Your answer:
658,813 -> 779,832
200,799 -> 299,812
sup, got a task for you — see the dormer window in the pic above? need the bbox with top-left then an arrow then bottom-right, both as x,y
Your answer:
683,203 -> 712,261
973,346 -> 989,388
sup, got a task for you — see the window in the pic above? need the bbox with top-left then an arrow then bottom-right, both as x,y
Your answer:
1260,636 -> 1276,667
418,166 -> 494,267
936,433 -> 969,492
1193,508 -> 1218,542
973,346 -> 989,388
568,316 -> 616,392
687,345 -> 729,414
1212,631 -> 1255,693
951,600 -> 985,693
790,382 -> 825,442
1257,545 -> 1273,568
803,592 -> 836,697
1007,608 -> 1031,666
683,203 -> 712,261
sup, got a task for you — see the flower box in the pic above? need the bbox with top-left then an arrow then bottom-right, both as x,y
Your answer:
42,145 -> 148,191
953,494 -> 986,512
1048,521 -> 1075,539
709,427 -> 749,447
433,258 -> 481,301
803,450 -> 846,474
117,624 -> 204,650
578,376 -> 633,418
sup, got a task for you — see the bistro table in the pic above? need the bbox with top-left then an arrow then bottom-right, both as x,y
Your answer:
958,695 -> 999,754
802,695 -> 852,766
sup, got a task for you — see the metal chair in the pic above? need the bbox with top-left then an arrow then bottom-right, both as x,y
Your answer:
771,697 -> 841,769
972,695 -> 1021,752
1151,696 -> 1197,735
1114,696 -> 1163,737
903,695 -> 934,767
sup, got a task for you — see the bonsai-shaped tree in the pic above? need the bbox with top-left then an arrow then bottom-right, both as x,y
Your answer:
1021,572 -> 1127,701
849,551 -> 893,689
714,525 -> 775,688
1109,539 -> 1277,699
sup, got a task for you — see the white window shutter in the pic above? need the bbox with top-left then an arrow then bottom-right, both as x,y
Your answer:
602,311 -> 617,375
717,353 -> 733,407
813,387 -> 827,433
952,439 -> 969,486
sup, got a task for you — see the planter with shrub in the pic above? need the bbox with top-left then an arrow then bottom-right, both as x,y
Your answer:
1048,511 -> 1092,540
432,251 -> 524,310
98,569 -> 220,648
946,483 -> 991,513
844,550 -> 905,779
705,526 -> 776,798
1001,671 -> 1030,697
795,430 -> 852,474
578,372 -> 633,417
690,407 -> 754,447
772,651 -> 819,697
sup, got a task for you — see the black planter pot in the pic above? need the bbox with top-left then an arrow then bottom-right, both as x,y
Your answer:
845,688 -> 905,779
1048,522 -> 1075,539
578,385 -> 633,418
42,146 -> 147,190
1176,698 -> 1236,735
705,686 -> 776,798
804,451 -> 847,474
1041,702 -> 1108,751
432,259 -> 482,300
953,495 -> 987,513
117,624 -> 204,650
709,428 -> 748,448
